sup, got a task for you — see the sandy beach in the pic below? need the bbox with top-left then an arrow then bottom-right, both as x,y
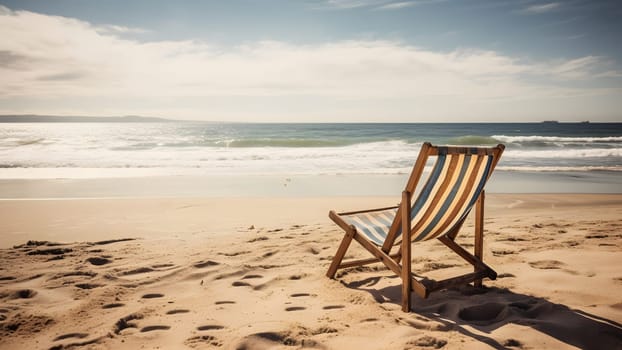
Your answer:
0,194 -> 621,349
2,0 -> 622,348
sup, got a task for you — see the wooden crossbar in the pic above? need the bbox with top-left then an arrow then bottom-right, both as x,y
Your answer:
422,269 -> 494,293
337,253 -> 401,269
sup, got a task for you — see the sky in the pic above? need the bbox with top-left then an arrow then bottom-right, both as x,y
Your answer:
0,0 -> 621,122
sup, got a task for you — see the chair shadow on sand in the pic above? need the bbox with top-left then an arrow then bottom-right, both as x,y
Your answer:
343,275 -> 622,350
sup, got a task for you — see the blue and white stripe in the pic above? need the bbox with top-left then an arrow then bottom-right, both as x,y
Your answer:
340,152 -> 494,246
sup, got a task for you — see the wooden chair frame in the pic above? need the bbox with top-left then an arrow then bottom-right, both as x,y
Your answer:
326,142 -> 505,312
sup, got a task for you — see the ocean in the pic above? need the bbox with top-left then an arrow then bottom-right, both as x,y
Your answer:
0,122 -> 621,197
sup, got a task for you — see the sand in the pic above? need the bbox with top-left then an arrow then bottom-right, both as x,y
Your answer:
0,194 -> 621,349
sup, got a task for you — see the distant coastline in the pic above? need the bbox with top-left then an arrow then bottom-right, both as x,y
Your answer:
0,115 -> 175,123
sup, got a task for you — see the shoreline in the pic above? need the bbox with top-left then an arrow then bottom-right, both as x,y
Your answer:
1,170 -> 621,200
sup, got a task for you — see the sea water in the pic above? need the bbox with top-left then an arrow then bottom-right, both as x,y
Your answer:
0,122 -> 621,196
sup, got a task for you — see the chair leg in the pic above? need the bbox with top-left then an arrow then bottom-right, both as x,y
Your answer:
401,236 -> 411,311
326,227 -> 355,279
401,190 -> 412,312
474,192 -> 485,288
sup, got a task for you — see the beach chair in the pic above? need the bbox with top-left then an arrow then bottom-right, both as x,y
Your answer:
326,142 -> 505,312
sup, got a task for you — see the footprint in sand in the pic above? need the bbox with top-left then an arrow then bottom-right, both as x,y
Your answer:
86,257 -> 112,266
102,303 -> 125,309
499,237 -> 527,242
75,283 -> 103,290
586,234 -> 609,239
311,327 -> 338,335
10,289 -> 37,299
197,325 -> 225,331
307,247 -> 320,255
54,333 -> 89,341
247,236 -> 269,243
86,257 -> 111,266
261,251 -> 277,259
529,260 -> 565,269
289,274 -> 307,280
232,281 -> 251,287
458,303 -> 508,325
236,332 -> 298,347
405,335 -> 447,349
290,293 -> 311,298
503,338 -> 524,348
141,293 -> 165,299
166,309 -> 190,315
114,313 -> 144,334
185,335 -> 222,347
140,325 -> 171,332
323,305 -> 345,310
242,274 -> 263,280
285,306 -> 306,312
54,271 -> 97,279
492,249 -> 516,256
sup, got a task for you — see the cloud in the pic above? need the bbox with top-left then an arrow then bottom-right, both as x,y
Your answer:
0,50 -> 31,68
37,71 -> 87,81
551,56 -> 600,79
96,24 -> 149,35
378,0 -> 447,10
323,0 -> 445,10
549,56 -> 622,79
321,0 -> 388,9
523,2 -> 561,14
377,2 -> 418,10
0,5 -> 619,121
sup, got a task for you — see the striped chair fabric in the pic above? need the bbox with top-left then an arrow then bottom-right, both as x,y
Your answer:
342,150 -> 494,245
341,207 -> 398,246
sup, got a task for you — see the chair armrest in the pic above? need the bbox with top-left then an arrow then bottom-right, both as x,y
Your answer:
337,205 -> 399,216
